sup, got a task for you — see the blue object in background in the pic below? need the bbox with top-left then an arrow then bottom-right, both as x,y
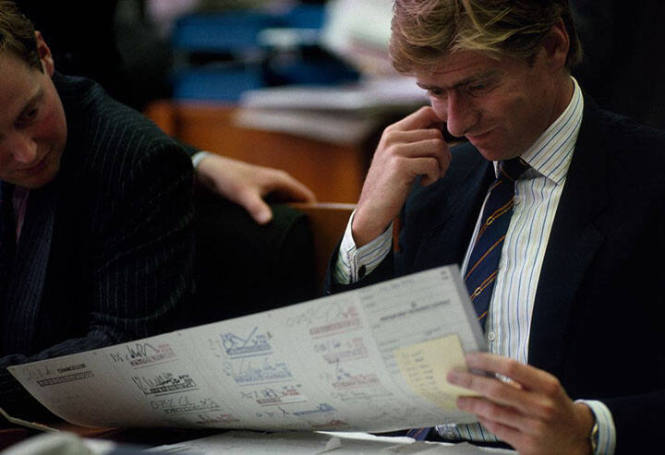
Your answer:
281,4 -> 327,29
171,5 -> 327,57
262,45 -> 359,87
171,64 -> 264,102
172,11 -> 279,54
169,5 -> 359,102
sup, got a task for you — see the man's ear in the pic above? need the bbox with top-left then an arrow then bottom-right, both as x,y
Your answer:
542,18 -> 569,73
34,31 -> 55,76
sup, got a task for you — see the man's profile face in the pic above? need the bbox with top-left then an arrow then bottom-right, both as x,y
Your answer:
0,35 -> 67,189
416,48 -> 572,162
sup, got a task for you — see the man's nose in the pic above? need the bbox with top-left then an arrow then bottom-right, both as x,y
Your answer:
444,91 -> 477,138
8,133 -> 38,164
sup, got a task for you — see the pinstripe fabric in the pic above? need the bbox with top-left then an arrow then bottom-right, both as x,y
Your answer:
0,73 -> 195,419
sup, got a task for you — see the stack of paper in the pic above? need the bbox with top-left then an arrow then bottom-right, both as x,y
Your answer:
235,77 -> 428,145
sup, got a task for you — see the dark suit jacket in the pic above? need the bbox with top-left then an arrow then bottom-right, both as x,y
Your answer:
326,100 -> 665,453
0,73 -> 195,420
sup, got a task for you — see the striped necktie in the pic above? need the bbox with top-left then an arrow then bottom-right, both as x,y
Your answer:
465,158 -> 530,330
406,159 -> 529,442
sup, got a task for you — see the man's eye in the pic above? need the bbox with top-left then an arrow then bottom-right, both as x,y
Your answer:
428,88 -> 446,98
466,79 -> 498,97
466,84 -> 488,95
24,108 -> 38,120
18,108 -> 39,125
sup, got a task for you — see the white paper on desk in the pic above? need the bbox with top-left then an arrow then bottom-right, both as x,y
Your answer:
239,78 -> 427,112
234,108 -> 382,145
8,265 -> 486,433
235,78 -> 428,144
148,431 -> 517,455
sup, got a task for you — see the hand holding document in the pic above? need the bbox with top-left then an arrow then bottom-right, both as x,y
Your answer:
8,265 -> 485,433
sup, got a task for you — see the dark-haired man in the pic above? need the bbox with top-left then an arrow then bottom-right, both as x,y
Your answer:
0,0 -> 311,421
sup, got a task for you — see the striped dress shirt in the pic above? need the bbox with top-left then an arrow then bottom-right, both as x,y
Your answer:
335,78 -> 615,454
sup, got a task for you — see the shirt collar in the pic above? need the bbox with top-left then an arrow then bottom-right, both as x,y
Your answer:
494,77 -> 584,185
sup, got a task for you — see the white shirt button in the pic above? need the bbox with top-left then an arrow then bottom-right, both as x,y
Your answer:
487,331 -> 496,342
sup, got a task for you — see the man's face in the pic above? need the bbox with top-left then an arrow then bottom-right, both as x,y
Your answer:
416,49 -> 572,162
0,36 -> 66,189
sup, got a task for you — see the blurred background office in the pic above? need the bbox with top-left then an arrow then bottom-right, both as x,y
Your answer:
15,1 -> 665,128
10,0 -> 665,317
16,0 -> 392,111
13,0 -> 665,214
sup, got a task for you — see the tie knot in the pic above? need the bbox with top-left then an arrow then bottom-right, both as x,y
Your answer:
499,158 -> 530,182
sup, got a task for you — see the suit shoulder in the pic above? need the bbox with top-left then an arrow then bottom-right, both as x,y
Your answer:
592,108 -> 665,182
591,108 -> 665,155
57,74 -> 187,160
56,75 -> 191,181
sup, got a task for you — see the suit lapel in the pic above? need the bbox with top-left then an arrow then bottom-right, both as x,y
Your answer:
528,101 -> 608,375
2,183 -> 58,354
413,150 -> 494,270
403,104 -> 610,377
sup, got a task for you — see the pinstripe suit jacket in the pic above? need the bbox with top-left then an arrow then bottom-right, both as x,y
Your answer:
0,74 -> 195,420
326,99 -> 665,453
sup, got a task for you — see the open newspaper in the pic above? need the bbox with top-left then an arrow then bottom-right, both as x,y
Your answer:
8,265 -> 485,432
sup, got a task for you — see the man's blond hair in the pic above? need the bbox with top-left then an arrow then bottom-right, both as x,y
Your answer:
390,0 -> 582,74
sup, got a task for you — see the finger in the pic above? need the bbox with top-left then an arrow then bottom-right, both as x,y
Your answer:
459,396 -> 557,450
267,172 -> 317,202
458,396 -> 530,431
476,416 -> 526,451
476,410 -> 560,454
449,367 -> 565,421
235,191 -> 273,224
387,140 -> 449,168
465,353 -> 558,393
391,106 -> 443,131
408,156 -> 446,186
383,127 -> 445,147
448,369 -> 528,410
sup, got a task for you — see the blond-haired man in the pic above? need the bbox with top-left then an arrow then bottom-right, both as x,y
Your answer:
328,1 -> 665,454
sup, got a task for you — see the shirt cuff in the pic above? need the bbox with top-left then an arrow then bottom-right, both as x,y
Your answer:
191,150 -> 211,168
333,210 -> 393,284
577,399 -> 616,455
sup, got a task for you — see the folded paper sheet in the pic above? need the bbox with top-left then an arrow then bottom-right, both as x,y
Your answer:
9,265 -> 485,433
